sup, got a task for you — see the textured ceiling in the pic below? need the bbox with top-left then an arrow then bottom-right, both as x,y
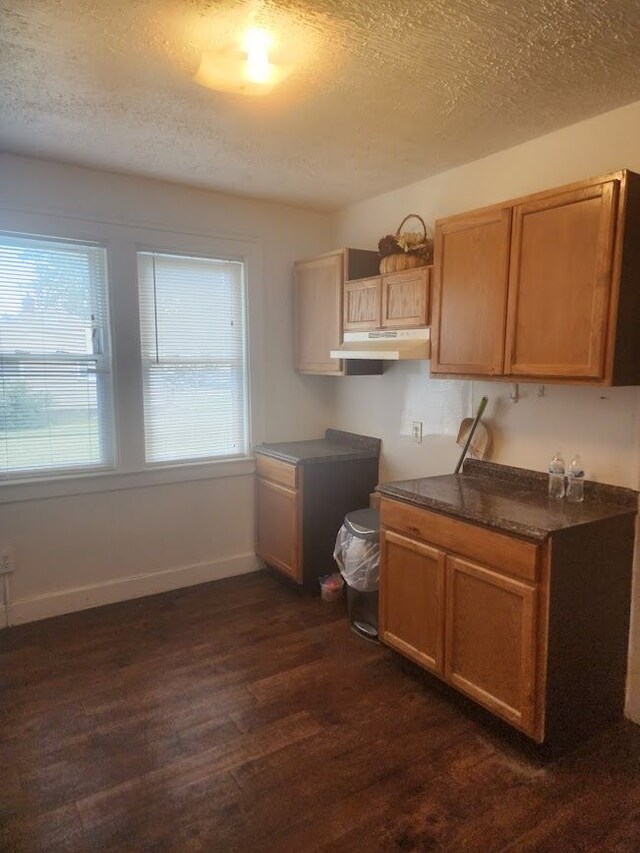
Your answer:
2,0 -> 640,209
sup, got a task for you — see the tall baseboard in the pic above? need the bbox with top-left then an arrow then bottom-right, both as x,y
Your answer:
6,553 -> 263,626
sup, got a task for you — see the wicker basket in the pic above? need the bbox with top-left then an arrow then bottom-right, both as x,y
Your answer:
378,213 -> 433,274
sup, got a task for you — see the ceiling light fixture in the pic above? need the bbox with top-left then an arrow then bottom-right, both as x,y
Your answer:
243,27 -> 271,84
194,25 -> 293,96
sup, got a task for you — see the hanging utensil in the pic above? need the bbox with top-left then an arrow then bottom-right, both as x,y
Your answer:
454,396 -> 489,474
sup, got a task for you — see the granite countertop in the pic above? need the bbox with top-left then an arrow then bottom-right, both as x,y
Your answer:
254,429 -> 381,465
377,460 -> 638,541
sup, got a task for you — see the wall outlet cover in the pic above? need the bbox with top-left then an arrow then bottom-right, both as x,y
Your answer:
412,421 -> 423,443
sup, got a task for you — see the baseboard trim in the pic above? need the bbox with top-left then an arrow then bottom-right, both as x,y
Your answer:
625,689 -> 640,725
7,553 -> 263,626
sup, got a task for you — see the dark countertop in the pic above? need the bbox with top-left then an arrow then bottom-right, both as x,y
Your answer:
254,429 -> 381,465
377,460 -> 638,542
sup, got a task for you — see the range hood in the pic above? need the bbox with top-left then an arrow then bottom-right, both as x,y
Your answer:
331,329 -> 431,361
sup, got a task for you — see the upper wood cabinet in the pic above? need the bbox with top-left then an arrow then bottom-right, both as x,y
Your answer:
294,249 -> 381,375
506,181 -> 617,379
431,170 -> 640,385
294,252 -> 343,374
343,266 -> 431,332
343,276 -> 381,330
381,267 -> 431,329
432,208 -> 511,376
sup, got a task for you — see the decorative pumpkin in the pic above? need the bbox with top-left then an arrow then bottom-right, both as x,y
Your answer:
378,213 -> 433,274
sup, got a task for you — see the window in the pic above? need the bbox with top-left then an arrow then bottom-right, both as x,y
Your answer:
0,233 -> 113,479
137,251 -> 249,464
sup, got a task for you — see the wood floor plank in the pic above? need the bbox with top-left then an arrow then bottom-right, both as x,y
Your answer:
0,803 -> 84,853
77,767 -> 245,851
2,570 -> 640,852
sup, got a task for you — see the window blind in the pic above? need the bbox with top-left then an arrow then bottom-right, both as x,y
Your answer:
137,251 -> 248,464
0,233 -> 113,478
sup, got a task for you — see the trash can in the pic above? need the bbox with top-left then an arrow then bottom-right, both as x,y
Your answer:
333,507 -> 380,641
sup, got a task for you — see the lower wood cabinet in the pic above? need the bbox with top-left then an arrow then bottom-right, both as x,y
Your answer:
256,477 -> 300,582
379,530 -> 445,675
444,556 -> 536,733
380,528 -> 535,732
379,496 -> 635,745
255,448 -> 379,590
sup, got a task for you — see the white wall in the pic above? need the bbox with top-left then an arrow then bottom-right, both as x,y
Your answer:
333,100 -> 640,721
0,154 -> 334,622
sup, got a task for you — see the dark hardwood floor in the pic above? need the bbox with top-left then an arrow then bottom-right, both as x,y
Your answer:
1,570 -> 639,852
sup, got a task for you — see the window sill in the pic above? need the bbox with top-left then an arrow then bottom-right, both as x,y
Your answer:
0,456 -> 256,504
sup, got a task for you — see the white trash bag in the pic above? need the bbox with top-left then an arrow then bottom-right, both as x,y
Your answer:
333,524 -> 380,593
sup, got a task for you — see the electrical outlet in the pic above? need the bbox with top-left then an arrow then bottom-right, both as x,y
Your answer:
412,421 -> 423,444
0,549 -> 14,575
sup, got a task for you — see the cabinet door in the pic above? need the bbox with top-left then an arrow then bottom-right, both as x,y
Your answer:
505,181 -> 618,379
256,477 -> 301,582
381,267 -> 430,329
343,277 -> 381,330
445,555 -> 537,733
432,207 -> 512,375
294,253 -> 344,374
379,530 -> 445,675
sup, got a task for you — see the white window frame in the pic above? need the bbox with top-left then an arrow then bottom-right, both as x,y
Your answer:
0,207 -> 265,504
136,248 -> 251,467
0,231 -> 116,481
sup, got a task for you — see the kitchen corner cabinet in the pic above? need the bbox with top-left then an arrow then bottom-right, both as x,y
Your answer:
343,266 -> 431,331
255,446 -> 379,591
379,497 -> 635,745
294,248 -> 382,375
431,170 -> 640,385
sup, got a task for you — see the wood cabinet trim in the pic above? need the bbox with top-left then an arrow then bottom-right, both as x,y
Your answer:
383,632 -> 441,672
605,171 -> 630,385
293,363 -> 345,375
380,498 -> 539,582
382,528 -> 442,561
533,540 -> 551,742
433,170 -> 627,230
255,454 -> 298,490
